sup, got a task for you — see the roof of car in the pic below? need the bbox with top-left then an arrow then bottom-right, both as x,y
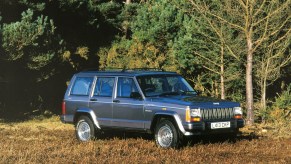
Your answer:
75,69 -> 178,77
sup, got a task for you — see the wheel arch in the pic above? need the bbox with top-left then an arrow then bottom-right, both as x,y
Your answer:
73,108 -> 101,129
150,111 -> 193,136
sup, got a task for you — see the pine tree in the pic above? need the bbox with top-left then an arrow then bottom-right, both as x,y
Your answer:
2,9 -> 59,70
99,0 -> 181,71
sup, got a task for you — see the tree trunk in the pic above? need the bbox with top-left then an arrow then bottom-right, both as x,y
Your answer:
260,58 -> 269,110
220,44 -> 225,100
246,37 -> 254,125
261,75 -> 267,110
125,0 -> 131,4
123,0 -> 131,38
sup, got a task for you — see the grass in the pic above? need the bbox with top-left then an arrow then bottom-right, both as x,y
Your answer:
0,116 -> 290,163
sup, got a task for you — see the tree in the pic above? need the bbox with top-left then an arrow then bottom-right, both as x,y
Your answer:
255,33 -> 291,110
188,0 -> 291,125
2,9 -> 59,70
173,0 -> 243,99
99,0 -> 181,71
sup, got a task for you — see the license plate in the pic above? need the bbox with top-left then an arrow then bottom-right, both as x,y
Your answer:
211,122 -> 231,129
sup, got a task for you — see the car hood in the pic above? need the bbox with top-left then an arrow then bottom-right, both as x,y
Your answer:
148,95 -> 239,108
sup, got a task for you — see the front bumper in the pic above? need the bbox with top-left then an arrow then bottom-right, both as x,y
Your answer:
183,119 -> 245,134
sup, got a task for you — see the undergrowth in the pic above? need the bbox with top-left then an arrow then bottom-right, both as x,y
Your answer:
0,117 -> 290,163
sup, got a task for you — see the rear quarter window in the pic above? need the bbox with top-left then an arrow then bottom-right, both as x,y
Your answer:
70,77 -> 93,96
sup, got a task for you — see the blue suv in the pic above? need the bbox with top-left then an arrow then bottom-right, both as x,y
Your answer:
61,70 -> 244,148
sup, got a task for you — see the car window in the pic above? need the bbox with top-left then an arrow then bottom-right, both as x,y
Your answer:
117,77 -> 138,98
70,77 -> 93,96
137,75 -> 195,97
93,77 -> 115,97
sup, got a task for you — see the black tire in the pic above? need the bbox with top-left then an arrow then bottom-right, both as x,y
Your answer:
154,120 -> 180,148
75,116 -> 95,141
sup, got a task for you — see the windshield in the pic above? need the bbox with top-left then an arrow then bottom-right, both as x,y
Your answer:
136,75 -> 196,97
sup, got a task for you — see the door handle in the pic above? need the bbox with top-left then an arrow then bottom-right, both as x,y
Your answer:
90,98 -> 98,102
113,99 -> 120,103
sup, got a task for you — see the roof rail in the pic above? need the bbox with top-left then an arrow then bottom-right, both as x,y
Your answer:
129,68 -> 164,71
83,67 -> 164,72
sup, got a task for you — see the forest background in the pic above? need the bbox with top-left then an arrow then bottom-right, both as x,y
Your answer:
0,0 -> 290,125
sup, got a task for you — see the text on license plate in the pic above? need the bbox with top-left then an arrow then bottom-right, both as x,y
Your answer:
211,122 -> 231,129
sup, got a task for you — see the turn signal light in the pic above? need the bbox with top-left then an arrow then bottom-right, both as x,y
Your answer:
186,109 -> 191,122
234,114 -> 242,119
191,117 -> 201,122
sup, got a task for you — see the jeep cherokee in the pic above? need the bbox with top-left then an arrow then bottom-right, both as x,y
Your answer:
61,69 -> 244,148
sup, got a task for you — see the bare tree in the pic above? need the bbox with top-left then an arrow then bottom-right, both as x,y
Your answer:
256,38 -> 291,110
176,1 -> 241,99
188,0 -> 291,125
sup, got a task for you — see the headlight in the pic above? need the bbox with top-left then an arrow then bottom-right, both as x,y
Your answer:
190,108 -> 201,117
234,107 -> 243,119
234,107 -> 242,115
185,107 -> 201,122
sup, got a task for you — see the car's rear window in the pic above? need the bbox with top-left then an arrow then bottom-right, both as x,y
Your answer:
70,77 -> 93,96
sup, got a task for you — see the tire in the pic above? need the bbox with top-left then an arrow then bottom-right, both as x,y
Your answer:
75,116 -> 95,142
154,119 -> 180,148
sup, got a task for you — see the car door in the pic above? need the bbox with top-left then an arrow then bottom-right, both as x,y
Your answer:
89,76 -> 115,127
112,77 -> 145,129
66,76 -> 94,121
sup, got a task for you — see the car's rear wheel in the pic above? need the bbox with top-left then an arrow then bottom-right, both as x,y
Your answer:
75,116 -> 95,141
155,120 -> 180,148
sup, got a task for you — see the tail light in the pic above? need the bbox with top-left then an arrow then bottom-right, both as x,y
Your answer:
62,101 -> 66,115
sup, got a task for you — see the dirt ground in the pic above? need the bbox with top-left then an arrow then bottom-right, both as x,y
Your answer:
0,118 -> 290,163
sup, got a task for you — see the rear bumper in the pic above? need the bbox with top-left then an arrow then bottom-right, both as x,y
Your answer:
183,119 -> 245,134
60,114 -> 74,124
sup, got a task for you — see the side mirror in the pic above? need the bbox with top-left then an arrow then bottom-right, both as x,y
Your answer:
130,92 -> 142,99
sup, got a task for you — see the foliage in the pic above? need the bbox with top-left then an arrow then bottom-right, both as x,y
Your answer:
1,9 -> 61,70
99,37 -> 177,71
0,0 -> 290,119
58,0 -> 139,34
172,0 -> 245,98
19,0 -> 46,11
252,0 -> 291,110
184,0 -> 291,125
99,0 -> 181,71
255,84 -> 291,123
273,84 -> 291,114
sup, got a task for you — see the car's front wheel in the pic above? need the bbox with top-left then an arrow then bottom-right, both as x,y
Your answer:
155,120 -> 180,148
75,116 -> 95,141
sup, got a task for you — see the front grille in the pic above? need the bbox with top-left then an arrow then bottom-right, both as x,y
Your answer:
201,108 -> 235,120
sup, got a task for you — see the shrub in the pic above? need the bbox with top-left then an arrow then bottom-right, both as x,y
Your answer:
272,84 -> 291,121
274,84 -> 291,110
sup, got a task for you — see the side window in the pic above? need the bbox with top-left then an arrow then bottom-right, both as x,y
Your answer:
94,77 -> 115,97
117,77 -> 138,98
71,77 -> 93,96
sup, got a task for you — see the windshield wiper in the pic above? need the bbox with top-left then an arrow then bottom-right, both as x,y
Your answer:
177,90 -> 197,96
158,92 -> 180,97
